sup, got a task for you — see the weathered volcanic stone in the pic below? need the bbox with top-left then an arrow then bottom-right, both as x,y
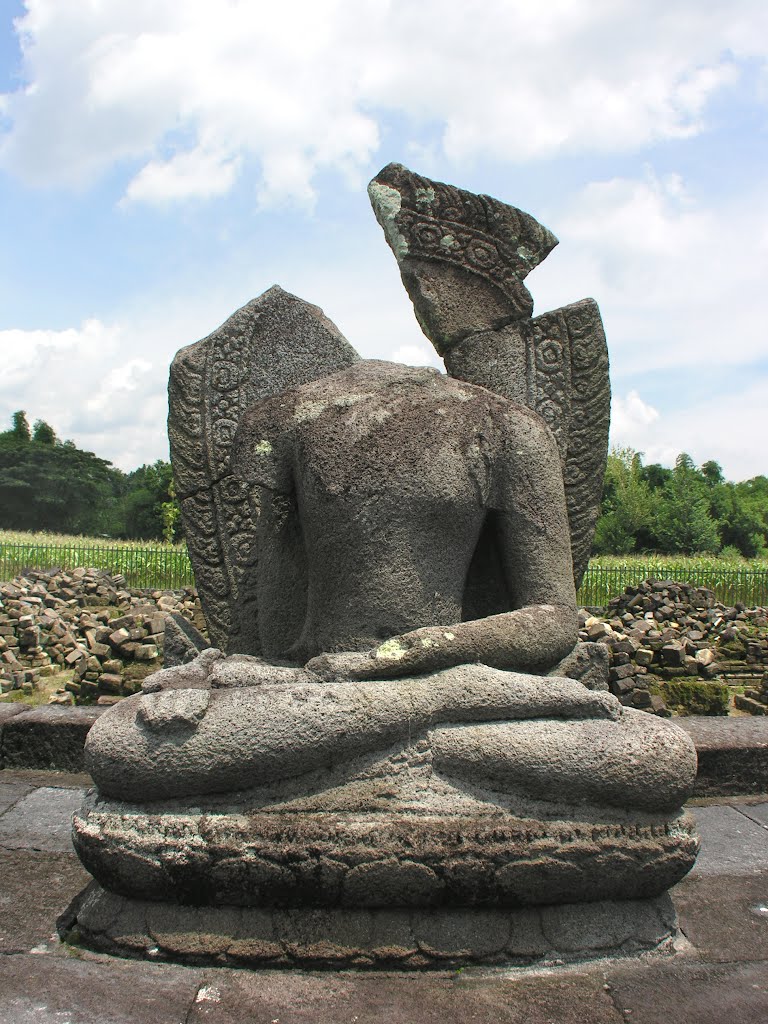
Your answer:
0,704 -> 24,766
72,793 -> 698,910
368,162 -> 558,350
2,705 -> 106,772
445,305 -> 610,590
70,166 -> 699,970
168,285 -> 359,653
549,641 -> 610,691
83,664 -> 696,806
63,884 -> 680,969
233,360 -> 578,664
162,612 -> 210,669
368,163 -> 609,591
678,716 -> 768,796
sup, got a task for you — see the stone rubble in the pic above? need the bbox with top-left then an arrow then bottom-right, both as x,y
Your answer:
4,569 -> 767,717
736,675 -> 768,715
579,579 -> 768,716
0,567 -> 205,705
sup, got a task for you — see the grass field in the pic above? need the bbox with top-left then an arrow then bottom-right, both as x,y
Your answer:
587,554 -> 768,571
0,529 -> 187,549
0,529 -> 193,590
2,530 -> 768,605
581,555 -> 768,607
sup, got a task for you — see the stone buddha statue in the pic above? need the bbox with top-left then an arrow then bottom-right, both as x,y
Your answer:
68,165 -> 698,968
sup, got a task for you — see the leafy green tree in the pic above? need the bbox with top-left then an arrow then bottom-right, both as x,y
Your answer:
593,447 -> 653,555
639,462 -> 672,492
121,460 -> 182,541
590,450 -> 767,557
11,410 -> 30,442
652,453 -> 720,554
32,419 -> 56,445
701,460 -> 724,487
0,413 -> 186,541
0,423 -> 123,534
709,476 -> 768,557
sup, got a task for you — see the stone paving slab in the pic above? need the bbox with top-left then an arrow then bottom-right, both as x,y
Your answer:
1,706 -> 106,772
0,779 -> 34,814
604,959 -> 768,1023
0,768 -> 91,789
737,802 -> 768,828
0,850 -> 92,955
184,965 -> 623,1024
677,717 -> 768,747
0,785 -> 85,852
0,773 -> 767,1022
673,872 -> 768,964
0,953 -> 205,1024
678,717 -> 768,797
688,804 -> 768,875
0,704 -> 24,725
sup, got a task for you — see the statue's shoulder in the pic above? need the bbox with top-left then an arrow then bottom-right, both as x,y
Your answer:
446,377 -> 562,462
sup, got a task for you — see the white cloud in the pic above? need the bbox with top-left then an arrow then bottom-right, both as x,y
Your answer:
0,261 -> 763,483
530,168 -> 768,376
2,0 -> 767,203
0,319 -> 118,389
1,0 -> 767,485
612,390 -> 660,435
123,149 -> 241,205
84,357 -> 153,415
607,379 -> 768,482
0,319 -> 167,470
389,343 -> 443,370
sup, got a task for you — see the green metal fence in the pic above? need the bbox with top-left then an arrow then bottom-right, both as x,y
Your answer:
2,542 -> 768,607
0,542 -> 195,591
577,565 -> 768,609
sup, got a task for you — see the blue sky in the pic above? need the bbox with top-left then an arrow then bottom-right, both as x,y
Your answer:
0,0 -> 766,480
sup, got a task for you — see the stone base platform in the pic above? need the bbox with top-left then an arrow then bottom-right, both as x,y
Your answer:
72,795 -> 699,908
60,883 -> 681,969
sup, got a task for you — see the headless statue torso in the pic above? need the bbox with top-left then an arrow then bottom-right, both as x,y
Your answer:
235,360 -> 577,671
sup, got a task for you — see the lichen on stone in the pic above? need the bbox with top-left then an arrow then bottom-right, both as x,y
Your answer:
375,638 -> 406,661
367,181 -> 408,259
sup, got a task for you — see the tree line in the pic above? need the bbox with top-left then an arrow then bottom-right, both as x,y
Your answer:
1,411 -> 767,555
0,411 -> 180,541
594,447 -> 768,558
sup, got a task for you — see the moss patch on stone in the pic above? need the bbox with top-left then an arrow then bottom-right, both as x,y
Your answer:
653,676 -> 730,716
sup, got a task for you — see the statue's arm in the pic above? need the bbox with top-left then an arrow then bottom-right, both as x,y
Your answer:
308,408 -> 578,681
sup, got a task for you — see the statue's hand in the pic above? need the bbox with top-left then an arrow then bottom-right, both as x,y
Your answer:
308,605 -> 579,682
305,628 -> 462,681
141,648 -> 225,693
137,688 -> 210,732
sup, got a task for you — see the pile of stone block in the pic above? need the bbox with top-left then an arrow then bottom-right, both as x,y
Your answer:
0,567 -> 204,704
579,579 -> 768,716
65,607 -> 166,702
735,676 -> 768,715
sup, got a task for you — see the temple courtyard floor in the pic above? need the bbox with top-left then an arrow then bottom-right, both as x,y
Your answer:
1,769 -> 767,1023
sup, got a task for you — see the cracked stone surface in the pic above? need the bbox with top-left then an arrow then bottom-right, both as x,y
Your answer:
688,804 -> 768,875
